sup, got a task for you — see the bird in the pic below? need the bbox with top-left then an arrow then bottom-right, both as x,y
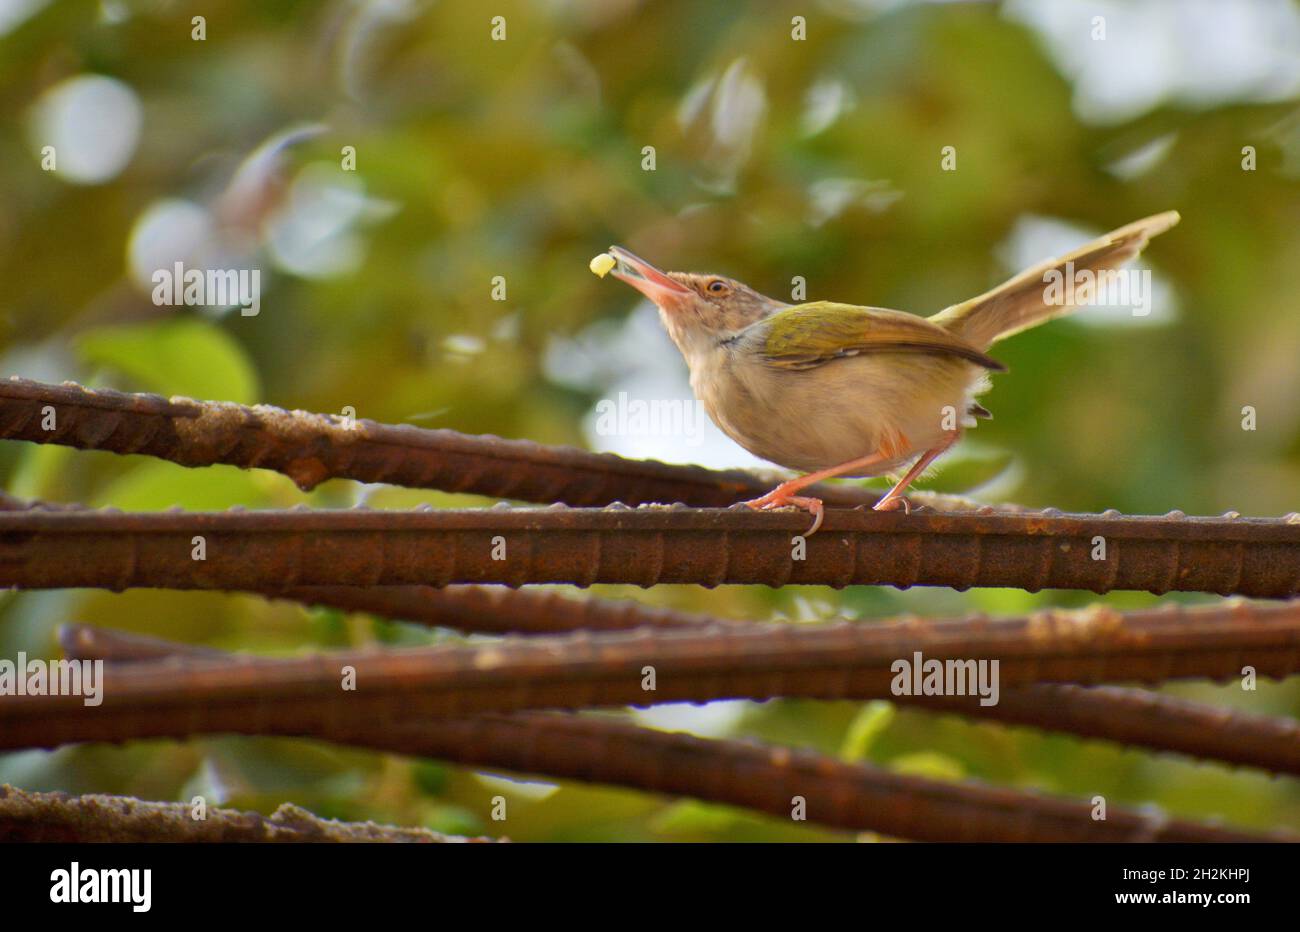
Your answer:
595,211 -> 1180,534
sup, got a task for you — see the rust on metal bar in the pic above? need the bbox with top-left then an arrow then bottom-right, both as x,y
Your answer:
274,584 -> 719,633
0,376 -> 896,508
6,601 -> 1300,751
0,784 -> 493,843
47,629 -> 1300,843
60,625 -> 234,661
361,714 -> 1292,843
2,494 -> 717,634
0,505 -> 1297,596
59,623 -> 1300,777
907,684 -> 1300,775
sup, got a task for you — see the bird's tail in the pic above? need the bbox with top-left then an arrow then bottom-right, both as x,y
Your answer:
928,211 -> 1180,350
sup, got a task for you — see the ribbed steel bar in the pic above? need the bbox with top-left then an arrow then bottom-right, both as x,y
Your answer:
63,625 -> 1300,776
1,494 -> 716,634
0,785 -> 489,843
59,625 -> 234,661
6,601 -> 1300,751
1,505 -> 1297,595
273,584 -> 719,633
57,623 -> 1300,776
48,628 -> 1299,842
909,684 -> 1300,774
362,714 -> 1291,843
0,376 -> 893,507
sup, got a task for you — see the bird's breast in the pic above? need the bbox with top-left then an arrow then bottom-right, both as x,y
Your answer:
686,347 -> 981,475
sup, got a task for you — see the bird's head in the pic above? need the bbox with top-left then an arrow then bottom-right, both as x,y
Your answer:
607,246 -> 785,358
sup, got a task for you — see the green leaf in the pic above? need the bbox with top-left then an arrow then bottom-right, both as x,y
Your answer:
889,751 -> 967,782
411,761 -> 451,796
75,319 -> 259,404
423,805 -> 486,838
839,701 -> 896,761
649,799 -> 742,835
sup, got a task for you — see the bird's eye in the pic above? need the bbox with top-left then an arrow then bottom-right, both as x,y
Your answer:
707,279 -> 728,294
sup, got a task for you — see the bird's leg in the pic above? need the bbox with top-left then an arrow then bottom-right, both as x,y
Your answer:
872,430 -> 961,513
742,450 -> 893,536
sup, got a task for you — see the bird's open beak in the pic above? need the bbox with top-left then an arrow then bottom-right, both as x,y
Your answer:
607,246 -> 692,312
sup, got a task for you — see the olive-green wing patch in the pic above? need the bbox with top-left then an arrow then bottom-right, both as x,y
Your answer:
759,302 -> 1006,371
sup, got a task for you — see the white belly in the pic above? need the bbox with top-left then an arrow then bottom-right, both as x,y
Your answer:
690,349 -> 983,475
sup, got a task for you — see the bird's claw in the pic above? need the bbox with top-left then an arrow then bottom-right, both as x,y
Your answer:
872,495 -> 912,514
742,489 -> 825,536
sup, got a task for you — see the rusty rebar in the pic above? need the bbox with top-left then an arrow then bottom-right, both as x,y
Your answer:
274,584 -> 719,633
908,684 -> 1300,774
59,623 -> 1300,777
1,505 -> 1297,596
241,589 -> 1300,774
274,591 -> 1300,772
43,630 -> 1298,843
0,784 -> 492,843
0,376 -> 899,508
1,493 -> 716,634
362,714 -> 1293,842
60,625 -> 235,661
6,601 -> 1300,751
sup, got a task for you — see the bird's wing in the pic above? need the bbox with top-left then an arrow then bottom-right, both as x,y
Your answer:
758,302 -> 1006,371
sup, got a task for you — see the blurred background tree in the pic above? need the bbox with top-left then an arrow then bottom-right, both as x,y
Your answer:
0,0 -> 1298,840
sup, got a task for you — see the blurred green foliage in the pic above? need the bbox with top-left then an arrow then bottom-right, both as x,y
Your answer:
0,0 -> 1298,840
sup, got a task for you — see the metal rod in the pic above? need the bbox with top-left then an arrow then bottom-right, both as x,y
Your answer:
6,601 -> 1299,750
0,376 -> 894,508
1,505 -> 1297,596
47,628 -> 1297,843
58,623 -> 1300,777
0,784 -> 492,842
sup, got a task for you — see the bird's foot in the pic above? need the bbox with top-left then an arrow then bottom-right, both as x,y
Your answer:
872,494 -> 912,514
742,485 -> 825,536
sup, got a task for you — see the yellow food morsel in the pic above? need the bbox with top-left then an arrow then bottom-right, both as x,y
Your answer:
589,253 -> 617,278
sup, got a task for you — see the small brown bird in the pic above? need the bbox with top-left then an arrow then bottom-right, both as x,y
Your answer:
596,211 -> 1179,533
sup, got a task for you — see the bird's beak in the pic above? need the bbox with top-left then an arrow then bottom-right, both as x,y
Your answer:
607,246 -> 692,312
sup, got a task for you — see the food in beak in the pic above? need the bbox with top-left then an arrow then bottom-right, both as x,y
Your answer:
589,252 -> 617,278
